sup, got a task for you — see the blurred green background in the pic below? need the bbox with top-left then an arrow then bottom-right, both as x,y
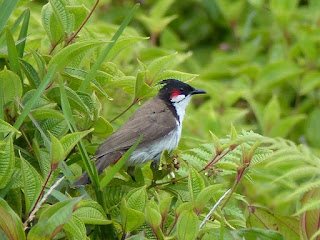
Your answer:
13,0 -> 320,150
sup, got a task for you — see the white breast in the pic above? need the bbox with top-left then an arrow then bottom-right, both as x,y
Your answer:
127,94 -> 192,166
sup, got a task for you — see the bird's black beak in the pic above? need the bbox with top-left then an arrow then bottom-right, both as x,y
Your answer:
191,88 -> 206,95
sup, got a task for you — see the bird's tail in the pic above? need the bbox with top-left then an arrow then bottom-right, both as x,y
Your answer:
72,151 -> 123,187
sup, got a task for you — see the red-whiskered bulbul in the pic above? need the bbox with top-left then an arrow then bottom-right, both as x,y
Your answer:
74,79 -> 206,186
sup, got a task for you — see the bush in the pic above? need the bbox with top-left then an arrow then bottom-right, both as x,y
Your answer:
0,0 -> 320,239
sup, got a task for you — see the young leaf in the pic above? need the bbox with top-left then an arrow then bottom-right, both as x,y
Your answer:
188,167 -> 205,203
0,67 -> 22,107
194,185 -> 223,214
120,198 -> 145,233
50,0 -> 73,35
59,129 -> 93,158
19,59 -> 41,88
176,209 -> 199,240
28,198 -> 81,239
63,215 -> 86,240
48,40 -> 107,72
73,199 -> 112,225
145,204 -> 162,233
126,186 -> 147,213
0,119 -> 19,134
31,50 -> 46,80
0,197 -> 26,240
20,153 -> 43,214
41,2 -> 65,45
0,136 -> 15,189
92,116 -> 113,137
49,132 -> 64,168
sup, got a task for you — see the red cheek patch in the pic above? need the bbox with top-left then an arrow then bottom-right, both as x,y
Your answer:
170,89 -> 181,99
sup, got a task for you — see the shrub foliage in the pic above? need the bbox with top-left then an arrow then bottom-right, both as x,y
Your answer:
0,0 -> 320,239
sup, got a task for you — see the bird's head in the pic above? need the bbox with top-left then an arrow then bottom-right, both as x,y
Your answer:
157,79 -> 206,104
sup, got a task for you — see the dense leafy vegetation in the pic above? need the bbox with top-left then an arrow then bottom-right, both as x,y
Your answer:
0,0 -> 320,239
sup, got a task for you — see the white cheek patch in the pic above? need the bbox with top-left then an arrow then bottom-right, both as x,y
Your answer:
170,94 -> 186,103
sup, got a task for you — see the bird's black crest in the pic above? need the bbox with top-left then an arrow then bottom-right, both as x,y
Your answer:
157,79 -> 182,86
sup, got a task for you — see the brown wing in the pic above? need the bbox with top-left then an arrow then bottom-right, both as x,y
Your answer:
95,96 -> 177,160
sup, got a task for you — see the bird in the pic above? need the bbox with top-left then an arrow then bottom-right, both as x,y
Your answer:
73,79 -> 206,186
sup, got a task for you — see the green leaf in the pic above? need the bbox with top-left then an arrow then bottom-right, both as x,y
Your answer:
16,8 -> 30,58
100,135 -> 143,189
0,136 -> 15,189
262,95 -> 280,135
306,108 -> 320,148
63,215 -> 87,240
0,0 -> 19,33
0,119 -> 19,134
28,109 -> 65,121
175,202 -> 193,218
255,61 -> 302,92
231,228 -> 285,240
1,67 -> 22,107
60,129 -> 93,158
126,186 -> 147,213
92,116 -> 113,137
135,71 -> 152,99
63,215 -> 86,240
31,50 -> 46,80
29,198 -> 81,239
19,59 -> 41,89
0,197 -> 25,240
67,5 -> 89,30
188,167 -> 205,204
78,3 -> 140,91
20,153 -> 43,214
120,198 -> 145,233
13,65 -> 57,130
107,36 -> 148,61
47,86 -> 92,116
269,115 -> 305,138
300,72 -> 320,95
194,185 -> 223,214
155,70 -> 198,83
176,209 -> 199,240
50,0 -> 73,35
41,2 -> 65,45
159,196 -> 173,219
145,204 -> 162,232
146,53 -> 177,84
6,28 -> 22,79
73,199 -> 111,225
247,206 -> 300,240
49,132 -> 64,168
48,40 -> 107,72
300,188 -> 320,240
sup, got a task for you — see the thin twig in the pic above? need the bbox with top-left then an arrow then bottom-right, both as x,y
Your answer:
66,0 -> 100,46
24,176 -> 65,230
110,99 -> 138,123
199,188 -> 231,230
